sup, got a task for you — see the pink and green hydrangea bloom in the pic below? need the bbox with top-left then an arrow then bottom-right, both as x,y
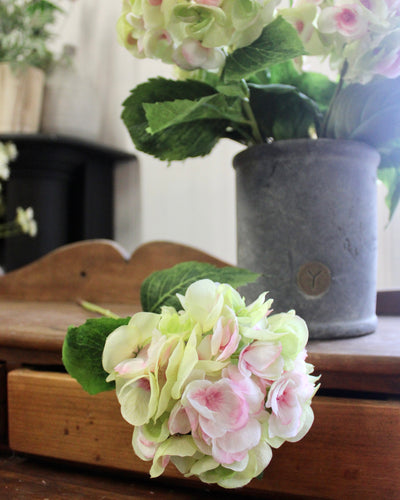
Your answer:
102,279 -> 318,488
118,0 -> 400,82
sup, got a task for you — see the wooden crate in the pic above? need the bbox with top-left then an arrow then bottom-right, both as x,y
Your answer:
0,363 -> 6,446
7,369 -> 400,499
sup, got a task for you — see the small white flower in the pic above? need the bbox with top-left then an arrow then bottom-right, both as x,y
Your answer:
0,159 -> 10,181
0,141 -> 17,181
16,207 -> 38,237
5,142 -> 17,161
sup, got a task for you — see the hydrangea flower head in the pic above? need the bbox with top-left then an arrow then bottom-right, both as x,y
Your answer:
102,279 -> 318,488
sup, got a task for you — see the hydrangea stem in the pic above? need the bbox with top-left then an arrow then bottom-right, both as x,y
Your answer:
321,60 -> 348,137
243,98 -> 264,144
79,300 -> 120,319
0,221 -> 23,238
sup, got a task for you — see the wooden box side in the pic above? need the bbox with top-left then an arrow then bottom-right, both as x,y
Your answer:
8,369 -> 400,499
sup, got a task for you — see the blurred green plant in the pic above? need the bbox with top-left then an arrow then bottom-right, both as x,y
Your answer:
0,0 -> 64,73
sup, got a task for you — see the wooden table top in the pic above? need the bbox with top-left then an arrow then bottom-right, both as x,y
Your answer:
0,299 -> 398,394
0,452 -> 269,500
0,240 -> 398,394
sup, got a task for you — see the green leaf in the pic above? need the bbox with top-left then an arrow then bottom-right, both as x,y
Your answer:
141,262 -> 260,313
378,144 -> 400,220
26,0 -> 63,15
325,77 -> 400,219
266,61 -> 337,112
179,69 -> 220,88
144,94 -> 248,135
62,317 -> 130,395
249,83 -> 322,140
223,17 -> 305,82
324,77 -> 400,149
216,81 -> 250,98
122,77 -> 231,161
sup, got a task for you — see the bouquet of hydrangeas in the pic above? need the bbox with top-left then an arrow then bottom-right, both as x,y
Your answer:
117,0 -> 400,217
0,142 -> 37,239
118,0 -> 400,82
63,264 -> 318,488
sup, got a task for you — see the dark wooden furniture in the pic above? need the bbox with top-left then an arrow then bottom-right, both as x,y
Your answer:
0,240 -> 399,499
377,290 -> 400,316
0,134 -> 136,271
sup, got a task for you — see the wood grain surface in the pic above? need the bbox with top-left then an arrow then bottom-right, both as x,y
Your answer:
0,240 -> 399,392
0,301 -> 398,392
0,453 -> 263,500
0,240 -> 227,303
7,369 -> 400,499
1,240 -> 400,499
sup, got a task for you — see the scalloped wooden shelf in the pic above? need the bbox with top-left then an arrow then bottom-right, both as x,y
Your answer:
0,239 -> 227,303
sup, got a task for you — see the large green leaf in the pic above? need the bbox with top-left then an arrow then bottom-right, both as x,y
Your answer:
324,77 -> 400,219
141,262 -> 260,313
62,317 -> 130,394
324,76 -> 400,148
144,94 -> 248,135
223,17 -> 305,82
122,77 -> 232,161
249,83 -> 323,140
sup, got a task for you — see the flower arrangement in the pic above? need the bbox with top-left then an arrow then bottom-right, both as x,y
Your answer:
0,0 -> 67,73
117,0 -> 400,217
63,262 -> 318,489
0,142 -> 37,239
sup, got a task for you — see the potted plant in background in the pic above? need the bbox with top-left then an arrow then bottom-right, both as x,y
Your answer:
0,0 -> 65,133
0,141 -> 37,272
117,0 -> 400,339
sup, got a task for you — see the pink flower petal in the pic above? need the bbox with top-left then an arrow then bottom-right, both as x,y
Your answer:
168,403 -> 192,435
212,418 -> 261,465
184,379 -> 249,439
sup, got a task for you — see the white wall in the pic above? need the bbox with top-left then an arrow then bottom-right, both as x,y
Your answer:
55,0 -> 399,287
139,141 -> 241,265
377,183 -> 400,289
